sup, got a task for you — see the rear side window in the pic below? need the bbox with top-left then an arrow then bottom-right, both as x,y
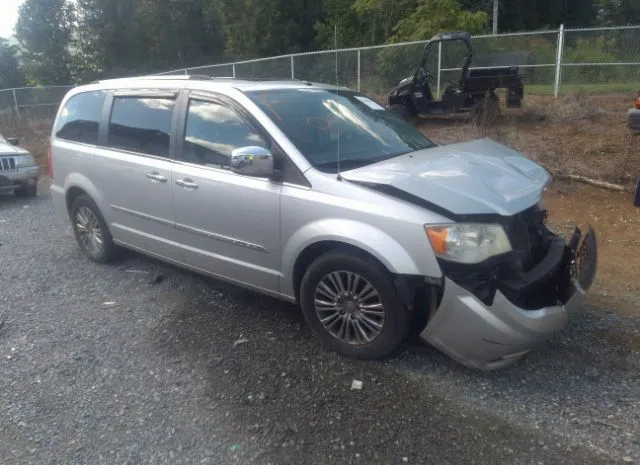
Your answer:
107,97 -> 175,158
54,91 -> 106,144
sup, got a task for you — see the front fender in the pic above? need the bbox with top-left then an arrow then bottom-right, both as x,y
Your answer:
281,218 -> 441,298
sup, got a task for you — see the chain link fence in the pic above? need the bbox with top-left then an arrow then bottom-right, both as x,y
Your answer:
1,25 -> 639,128
163,25 -> 640,99
0,86 -> 73,127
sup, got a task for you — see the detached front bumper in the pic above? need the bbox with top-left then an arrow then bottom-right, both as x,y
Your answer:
0,165 -> 39,192
420,227 -> 597,370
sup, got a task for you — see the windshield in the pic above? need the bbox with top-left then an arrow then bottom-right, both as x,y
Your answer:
246,89 -> 435,172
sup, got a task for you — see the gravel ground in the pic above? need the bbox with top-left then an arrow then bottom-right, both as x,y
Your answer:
1,186 -> 638,465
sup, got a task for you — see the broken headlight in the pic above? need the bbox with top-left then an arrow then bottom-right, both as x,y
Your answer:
425,224 -> 512,264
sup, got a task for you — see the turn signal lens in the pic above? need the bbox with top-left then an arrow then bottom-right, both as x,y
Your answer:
426,227 -> 449,254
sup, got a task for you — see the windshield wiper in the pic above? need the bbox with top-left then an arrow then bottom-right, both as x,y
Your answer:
317,153 -> 405,171
316,159 -> 374,170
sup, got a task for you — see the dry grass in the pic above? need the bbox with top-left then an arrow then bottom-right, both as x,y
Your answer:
525,91 -> 605,123
417,91 -> 639,186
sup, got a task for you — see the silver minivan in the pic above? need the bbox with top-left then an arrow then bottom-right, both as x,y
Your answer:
50,76 -> 597,369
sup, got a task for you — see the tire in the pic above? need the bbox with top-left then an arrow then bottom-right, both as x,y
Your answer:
14,183 -> 37,198
299,250 -> 411,360
70,194 -> 118,263
390,103 -> 413,121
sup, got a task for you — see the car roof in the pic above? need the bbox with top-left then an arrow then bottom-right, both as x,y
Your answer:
73,75 -> 349,94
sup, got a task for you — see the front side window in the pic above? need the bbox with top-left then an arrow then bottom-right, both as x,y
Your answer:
107,97 -> 175,157
182,99 -> 267,168
54,91 -> 106,144
246,89 -> 435,173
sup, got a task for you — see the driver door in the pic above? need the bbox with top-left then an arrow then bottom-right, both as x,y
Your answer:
172,92 -> 282,294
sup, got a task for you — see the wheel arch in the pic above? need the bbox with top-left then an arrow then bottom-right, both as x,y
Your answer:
63,173 -> 106,217
292,241 -> 390,303
283,219 -> 438,300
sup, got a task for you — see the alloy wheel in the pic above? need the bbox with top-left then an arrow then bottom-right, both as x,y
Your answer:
313,271 -> 385,345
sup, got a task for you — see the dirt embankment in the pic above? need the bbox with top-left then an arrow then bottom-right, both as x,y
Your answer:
544,181 -> 639,316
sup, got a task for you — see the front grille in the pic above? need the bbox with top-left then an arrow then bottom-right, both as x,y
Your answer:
0,157 -> 17,172
503,206 -> 550,271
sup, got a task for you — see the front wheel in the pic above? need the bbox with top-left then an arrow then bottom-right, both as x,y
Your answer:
300,250 -> 410,359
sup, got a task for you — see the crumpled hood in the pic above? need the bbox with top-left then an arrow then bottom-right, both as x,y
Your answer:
0,142 -> 29,156
341,138 -> 550,217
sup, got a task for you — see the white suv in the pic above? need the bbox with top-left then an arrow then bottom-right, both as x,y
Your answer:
50,76 -> 597,369
0,134 -> 39,197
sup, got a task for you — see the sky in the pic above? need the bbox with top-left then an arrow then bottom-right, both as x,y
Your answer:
0,0 -> 24,39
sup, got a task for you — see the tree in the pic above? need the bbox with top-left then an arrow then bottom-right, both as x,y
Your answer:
135,0 -> 225,69
0,39 -> 26,89
73,0 -> 149,76
389,0 -> 488,42
15,0 -> 73,84
352,0 -> 420,44
218,0 -> 321,59
598,0 -> 640,25
315,0 -> 367,49
492,0 -> 596,32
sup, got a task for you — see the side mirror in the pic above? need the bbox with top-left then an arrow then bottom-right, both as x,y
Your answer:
230,146 -> 274,177
7,137 -> 19,146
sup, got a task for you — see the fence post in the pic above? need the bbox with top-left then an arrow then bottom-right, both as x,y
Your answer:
357,49 -> 361,92
232,63 -> 236,78
554,24 -> 565,98
436,41 -> 442,98
184,69 -> 188,76
12,89 -> 20,120
291,55 -> 295,79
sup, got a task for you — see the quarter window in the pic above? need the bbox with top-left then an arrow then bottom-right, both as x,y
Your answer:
54,91 -> 106,144
107,97 -> 175,157
182,99 -> 267,168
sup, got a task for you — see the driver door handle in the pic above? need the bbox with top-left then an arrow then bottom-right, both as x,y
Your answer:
145,172 -> 167,183
175,178 -> 199,189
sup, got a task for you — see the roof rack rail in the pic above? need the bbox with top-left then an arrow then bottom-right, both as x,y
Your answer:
93,75 -> 313,84
95,74 -> 231,83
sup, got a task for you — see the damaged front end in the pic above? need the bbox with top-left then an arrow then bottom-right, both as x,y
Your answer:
421,206 -> 598,370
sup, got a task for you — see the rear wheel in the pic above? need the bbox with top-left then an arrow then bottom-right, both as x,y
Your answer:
70,194 -> 118,263
300,250 -> 410,359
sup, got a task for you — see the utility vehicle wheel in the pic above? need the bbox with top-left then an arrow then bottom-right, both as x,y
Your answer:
390,103 -> 413,121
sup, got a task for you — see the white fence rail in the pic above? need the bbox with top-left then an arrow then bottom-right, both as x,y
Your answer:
1,25 -> 638,126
